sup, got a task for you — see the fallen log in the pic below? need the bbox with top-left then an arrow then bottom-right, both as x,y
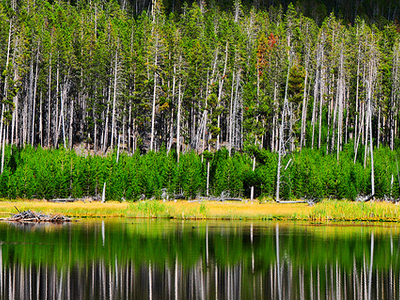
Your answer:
48,198 -> 76,203
174,193 -> 185,200
356,193 -> 375,202
222,197 -> 243,201
276,200 -> 308,204
7,209 -> 71,223
197,193 -> 243,202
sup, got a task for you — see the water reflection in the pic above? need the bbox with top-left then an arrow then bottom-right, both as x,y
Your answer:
0,221 -> 398,299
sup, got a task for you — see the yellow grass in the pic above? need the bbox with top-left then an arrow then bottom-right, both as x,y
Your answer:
0,200 -> 131,218
309,199 -> 400,222
160,201 -> 310,220
1,199 -> 400,222
0,199 -> 311,220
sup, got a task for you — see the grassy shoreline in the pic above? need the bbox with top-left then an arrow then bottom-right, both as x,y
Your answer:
0,199 -> 400,222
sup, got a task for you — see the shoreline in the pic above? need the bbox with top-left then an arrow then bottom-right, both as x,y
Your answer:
0,199 -> 399,222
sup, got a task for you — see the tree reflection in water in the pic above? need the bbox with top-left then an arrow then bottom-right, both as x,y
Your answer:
0,221 -> 397,299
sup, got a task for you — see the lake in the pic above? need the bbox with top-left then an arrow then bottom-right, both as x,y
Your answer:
0,219 -> 398,299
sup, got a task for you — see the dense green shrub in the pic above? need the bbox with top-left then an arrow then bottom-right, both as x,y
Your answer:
0,145 -> 398,201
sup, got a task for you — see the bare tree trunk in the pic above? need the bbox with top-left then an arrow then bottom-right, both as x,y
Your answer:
328,74 -> 337,156
272,82 -> 278,152
24,57 -> 35,146
217,42 -> 228,150
54,64 -> 60,147
336,48 -> 345,161
176,80 -> 182,162
128,103 -> 132,153
30,41 -> 40,146
102,102 -> 110,153
300,38 -> 310,149
230,66 -> 242,152
202,50 -> 218,155
390,44 -> 400,150
250,155 -> 256,201
318,47 -> 326,149
311,64 -> 319,150
111,50 -> 118,150
167,64 -> 176,155
229,70 -> 235,156
276,55 -> 291,203
206,159 -> 210,196
202,71 -> 209,156
116,134 -> 121,163
364,104 -> 369,169
377,107 -> 381,149
39,91 -> 43,146
354,103 -> 365,164
47,54 -> 52,147
234,0 -> 241,23
101,182 -> 106,203
150,33 -> 159,152
300,68 -> 308,150
355,28 -> 362,151
11,36 -> 19,146
69,99 -> 74,150
276,121 -> 284,203
368,80 -> 375,196
0,19 -> 12,161
61,84 -> 67,148
1,126 -> 5,174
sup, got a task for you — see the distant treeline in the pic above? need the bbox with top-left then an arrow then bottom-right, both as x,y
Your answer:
68,0 -> 400,24
0,146 -> 397,201
0,0 -> 399,157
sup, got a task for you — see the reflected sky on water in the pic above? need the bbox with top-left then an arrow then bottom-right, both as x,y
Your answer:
0,220 -> 398,299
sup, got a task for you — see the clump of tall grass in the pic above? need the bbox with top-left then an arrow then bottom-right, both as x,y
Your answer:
129,201 -> 171,218
310,200 -> 400,221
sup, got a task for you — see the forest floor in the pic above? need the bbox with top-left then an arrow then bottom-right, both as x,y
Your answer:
0,199 -> 399,222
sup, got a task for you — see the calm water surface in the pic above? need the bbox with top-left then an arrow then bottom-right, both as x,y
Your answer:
0,219 -> 398,299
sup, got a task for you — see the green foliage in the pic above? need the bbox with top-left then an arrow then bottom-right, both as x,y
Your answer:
135,200 -> 169,217
256,150 -> 277,198
177,151 -> 203,198
0,145 -> 398,201
288,62 -> 305,104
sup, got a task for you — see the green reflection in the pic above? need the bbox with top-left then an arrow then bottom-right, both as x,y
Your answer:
0,220 -> 398,273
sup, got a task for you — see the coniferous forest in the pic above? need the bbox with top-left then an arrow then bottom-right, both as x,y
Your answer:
1,0 -> 400,201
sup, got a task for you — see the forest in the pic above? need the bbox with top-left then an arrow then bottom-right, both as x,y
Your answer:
0,0 -> 400,201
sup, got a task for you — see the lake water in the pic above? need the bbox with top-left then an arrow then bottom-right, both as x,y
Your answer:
0,219 -> 398,299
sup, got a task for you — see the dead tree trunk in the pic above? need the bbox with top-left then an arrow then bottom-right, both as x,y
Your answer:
150,32 -> 159,152
276,53 -> 292,203
111,50 -> 118,150
177,79 -> 182,162
217,42 -> 228,150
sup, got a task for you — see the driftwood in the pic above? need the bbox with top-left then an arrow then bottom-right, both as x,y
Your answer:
161,188 -> 169,201
218,191 -> 243,202
49,198 -> 76,203
223,197 -> 243,201
274,195 -> 320,205
197,191 -> 243,202
82,195 -> 102,202
356,194 -> 375,202
49,196 -> 102,203
276,200 -> 308,204
7,208 -> 71,223
174,193 -> 185,200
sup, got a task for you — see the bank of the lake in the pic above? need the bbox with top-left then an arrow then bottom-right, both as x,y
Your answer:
0,199 -> 400,222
